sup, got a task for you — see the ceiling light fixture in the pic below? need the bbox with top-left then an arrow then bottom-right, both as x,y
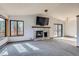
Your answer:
44,9 -> 48,13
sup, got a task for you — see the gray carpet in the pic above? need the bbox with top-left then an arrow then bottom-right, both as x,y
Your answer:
0,39 -> 79,56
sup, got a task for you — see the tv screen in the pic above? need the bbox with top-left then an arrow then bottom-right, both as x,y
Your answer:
36,16 -> 49,26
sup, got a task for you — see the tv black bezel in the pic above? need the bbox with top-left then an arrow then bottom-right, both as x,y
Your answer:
36,16 -> 49,26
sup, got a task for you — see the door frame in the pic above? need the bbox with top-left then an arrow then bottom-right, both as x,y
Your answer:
54,24 -> 63,37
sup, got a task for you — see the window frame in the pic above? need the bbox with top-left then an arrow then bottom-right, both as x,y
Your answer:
17,21 -> 24,36
10,20 -> 24,37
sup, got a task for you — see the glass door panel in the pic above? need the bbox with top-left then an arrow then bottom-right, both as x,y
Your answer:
54,25 -> 57,37
0,18 -> 5,37
54,24 -> 63,37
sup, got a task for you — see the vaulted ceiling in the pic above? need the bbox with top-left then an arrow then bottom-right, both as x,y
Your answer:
0,3 -> 79,20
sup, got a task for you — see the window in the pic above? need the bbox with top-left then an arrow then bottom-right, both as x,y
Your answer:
10,20 -> 24,36
0,18 -> 6,37
10,20 -> 17,36
17,21 -> 24,36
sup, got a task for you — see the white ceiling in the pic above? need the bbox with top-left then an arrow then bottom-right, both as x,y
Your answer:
0,3 -> 79,20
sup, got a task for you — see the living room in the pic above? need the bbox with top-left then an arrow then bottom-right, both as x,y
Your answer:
0,3 -> 78,56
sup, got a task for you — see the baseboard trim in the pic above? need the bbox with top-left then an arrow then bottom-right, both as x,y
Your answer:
50,37 -> 53,39
64,36 -> 76,38
8,39 -> 34,44
76,46 -> 79,48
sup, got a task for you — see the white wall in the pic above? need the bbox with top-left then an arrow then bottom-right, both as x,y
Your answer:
8,15 -> 36,42
64,17 -> 77,37
8,14 -> 65,42
50,17 -> 65,37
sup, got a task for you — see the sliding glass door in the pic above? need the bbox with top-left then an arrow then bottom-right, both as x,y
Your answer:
54,24 -> 63,37
0,18 -> 6,37
10,20 -> 24,36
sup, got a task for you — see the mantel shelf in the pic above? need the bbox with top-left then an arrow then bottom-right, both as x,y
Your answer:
32,26 -> 51,28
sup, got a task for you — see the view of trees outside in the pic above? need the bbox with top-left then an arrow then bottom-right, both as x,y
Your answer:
0,18 -> 24,37
11,21 -> 24,36
11,21 -> 17,36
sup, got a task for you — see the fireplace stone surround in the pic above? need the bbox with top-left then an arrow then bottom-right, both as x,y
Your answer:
32,26 -> 50,40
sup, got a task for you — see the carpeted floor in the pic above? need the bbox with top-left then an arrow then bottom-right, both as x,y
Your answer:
0,37 -> 78,56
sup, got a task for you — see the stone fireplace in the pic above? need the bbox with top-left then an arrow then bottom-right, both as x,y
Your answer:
32,26 -> 50,40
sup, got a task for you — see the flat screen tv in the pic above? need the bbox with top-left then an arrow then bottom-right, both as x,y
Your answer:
36,16 -> 49,26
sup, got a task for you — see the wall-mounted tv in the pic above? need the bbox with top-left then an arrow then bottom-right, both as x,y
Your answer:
36,16 -> 49,26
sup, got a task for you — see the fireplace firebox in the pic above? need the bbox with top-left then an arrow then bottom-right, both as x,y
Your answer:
44,32 -> 48,37
36,31 -> 43,38
36,31 -> 48,38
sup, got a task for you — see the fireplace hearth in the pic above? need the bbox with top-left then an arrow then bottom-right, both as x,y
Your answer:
32,26 -> 50,40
